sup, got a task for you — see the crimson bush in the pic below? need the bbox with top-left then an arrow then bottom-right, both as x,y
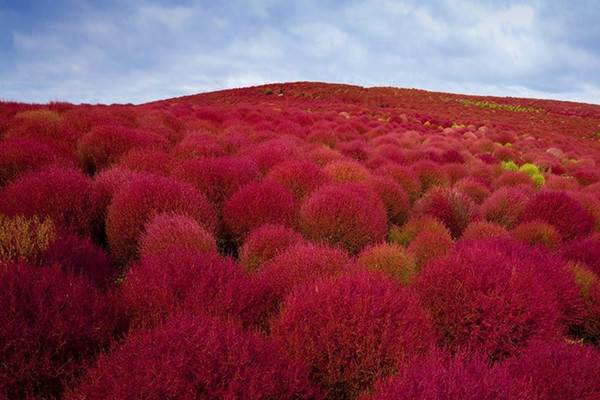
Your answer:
239,223 -> 305,272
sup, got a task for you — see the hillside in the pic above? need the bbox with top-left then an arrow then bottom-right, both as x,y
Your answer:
1,82 -> 600,399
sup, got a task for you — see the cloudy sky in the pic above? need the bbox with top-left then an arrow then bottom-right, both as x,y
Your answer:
1,0 -> 599,104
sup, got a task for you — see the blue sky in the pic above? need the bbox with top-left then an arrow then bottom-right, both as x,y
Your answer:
1,0 -> 599,104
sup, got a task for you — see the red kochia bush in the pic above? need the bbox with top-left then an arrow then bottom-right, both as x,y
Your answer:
0,136 -> 74,186
512,220 -> 562,249
520,191 -> 595,241
0,166 -> 101,236
223,181 -> 297,241
506,341 -> 600,400
480,187 -> 529,229
77,124 -> 167,172
272,271 -> 434,399
365,352 -> 535,400
461,221 -> 509,241
266,159 -> 330,199
0,263 -> 116,399
120,248 -> 265,329
68,313 -> 320,400
300,183 -> 387,254
172,156 -> 261,207
562,237 -> 600,276
44,233 -> 116,288
106,174 -> 216,265
254,243 -> 353,320
415,187 -> 477,238
138,212 -> 217,260
368,176 -> 411,225
416,239 -> 566,361
240,224 -> 305,272
357,243 -> 416,285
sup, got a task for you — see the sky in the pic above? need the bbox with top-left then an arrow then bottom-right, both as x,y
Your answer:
1,0 -> 599,105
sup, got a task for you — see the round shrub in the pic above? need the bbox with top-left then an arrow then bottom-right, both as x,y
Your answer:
171,130 -> 224,160
138,212 -> 217,260
357,243 -> 416,284
300,183 -> 387,254
413,160 -> 449,192
493,170 -> 535,189
240,224 -> 305,272
388,215 -> 449,247
0,136 -> 74,186
461,221 -> 509,241
408,225 -> 454,269
172,156 -> 261,207
0,166 -> 101,236
5,109 -> 64,143
512,220 -> 562,249
323,159 -> 372,183
223,181 -> 297,241
520,191 -> 595,241
254,242 -> 353,319
106,174 -> 216,265
117,148 -> 173,175
272,271 -> 434,399
67,313 -> 319,400
368,176 -> 411,225
77,125 -> 167,172
562,237 -> 600,276
365,352 -> 534,400
376,164 -> 421,202
506,341 -> 600,400
44,233 -> 116,288
416,239 -> 567,360
266,159 -> 330,199
120,248 -> 267,330
454,177 -> 491,204
0,263 -> 116,399
480,187 -> 530,229
414,187 -> 477,238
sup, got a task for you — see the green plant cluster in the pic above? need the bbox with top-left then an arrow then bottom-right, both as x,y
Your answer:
501,161 -> 545,187
460,99 -> 543,113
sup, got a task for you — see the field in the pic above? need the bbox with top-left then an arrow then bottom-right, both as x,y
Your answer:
1,81 -> 600,399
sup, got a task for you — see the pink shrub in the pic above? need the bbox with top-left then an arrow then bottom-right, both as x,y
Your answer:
239,224 -> 305,272
408,226 -> 454,268
120,248 -> 266,329
77,125 -> 167,172
0,166 -> 101,236
520,191 -> 595,241
454,177 -> 491,204
562,237 -> 600,276
365,352 -> 535,400
375,164 -> 421,202
223,181 -> 297,241
506,341 -> 600,399
571,265 -> 600,343
413,160 -> 450,192
323,159 -> 372,183
300,183 -> 387,254
138,213 -> 217,260
0,263 -> 116,399
416,239 -> 566,360
117,148 -> 173,175
172,156 -> 261,207
415,187 -> 478,238
171,130 -> 224,160
271,271 -> 434,399
0,137 -> 74,186
106,174 -> 216,264
357,243 -> 416,284
68,313 -> 319,400
44,233 -> 116,288
254,243 -> 354,320
266,159 -> 329,199
480,187 -> 530,229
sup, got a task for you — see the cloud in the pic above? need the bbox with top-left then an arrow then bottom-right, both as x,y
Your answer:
0,0 -> 599,104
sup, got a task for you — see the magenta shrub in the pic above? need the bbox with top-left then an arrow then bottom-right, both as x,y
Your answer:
0,263 -> 116,399
223,181 -> 297,241
369,176 -> 411,225
271,271 -> 434,399
416,239 -> 566,360
0,166 -> 101,236
119,248 -> 266,329
239,223 -> 305,271
138,212 -> 217,260
172,156 -> 261,207
562,237 -> 600,275
68,313 -> 320,400
520,191 -> 595,241
506,341 -> 600,400
299,183 -> 387,254
365,352 -> 535,400
480,187 -> 529,229
266,159 -> 330,199
106,174 -> 216,264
